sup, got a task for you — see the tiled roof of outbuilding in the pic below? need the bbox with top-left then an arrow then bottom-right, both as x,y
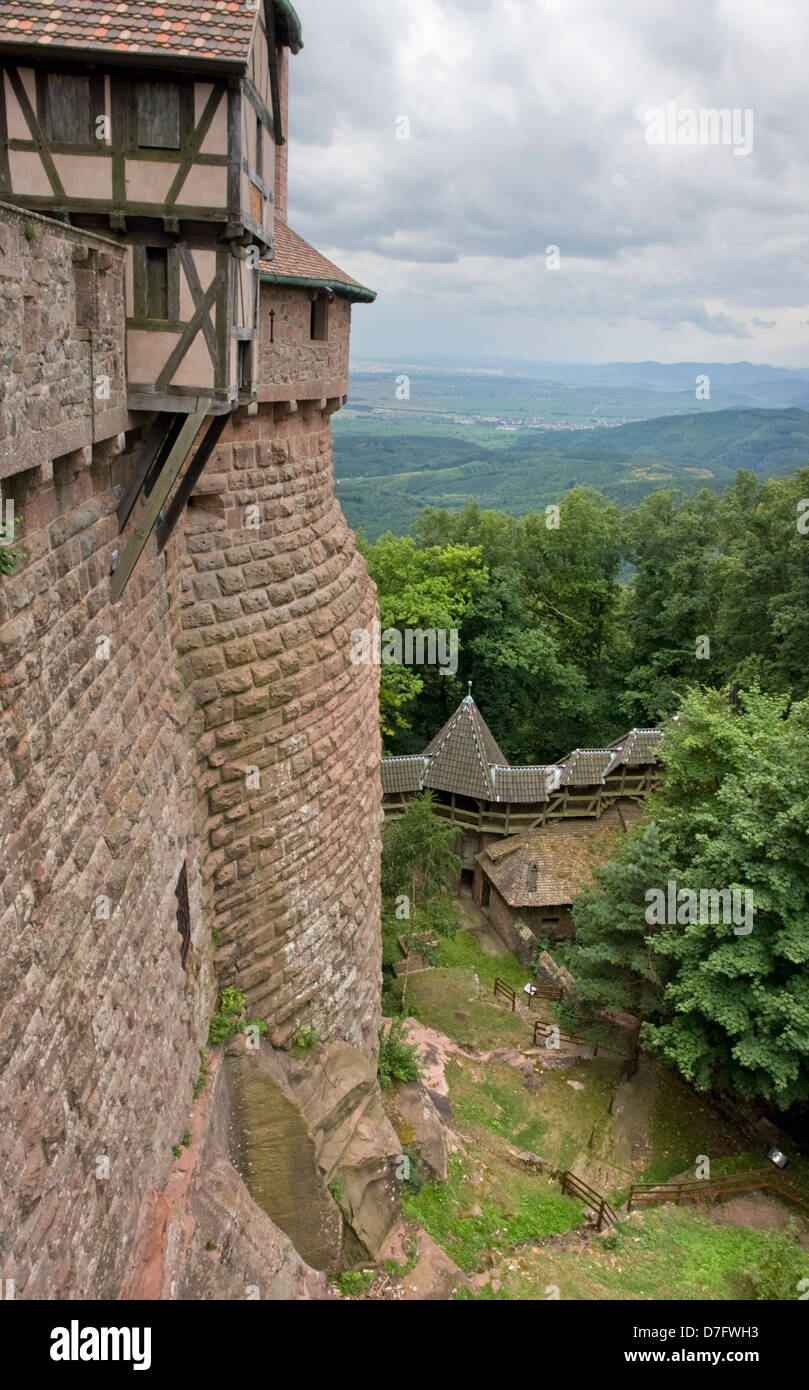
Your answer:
476,807 -> 635,909
380,697 -> 664,809
606,728 -> 664,767
261,222 -> 376,303
556,748 -> 615,787
0,1 -> 299,65
490,765 -> 560,803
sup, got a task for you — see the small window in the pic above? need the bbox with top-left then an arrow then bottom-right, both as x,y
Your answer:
255,112 -> 263,179
175,863 -> 191,970
145,248 -> 169,320
135,81 -> 181,149
238,340 -> 254,394
310,294 -> 329,341
46,73 -> 91,144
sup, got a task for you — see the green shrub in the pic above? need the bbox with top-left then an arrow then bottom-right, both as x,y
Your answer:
334,1269 -> 374,1298
193,1050 -> 211,1099
747,1224 -> 808,1301
0,514 -> 24,576
401,1145 -> 424,1196
377,1017 -> 421,1087
208,989 -> 266,1047
208,988 -> 246,1044
291,1024 -> 320,1053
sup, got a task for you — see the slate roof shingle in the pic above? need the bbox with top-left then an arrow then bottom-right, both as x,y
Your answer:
380,756 -> 429,795
261,222 -> 375,303
490,765 -> 560,803
0,1 -> 286,65
606,728 -> 664,767
380,697 -> 664,808
556,748 -> 615,787
421,695 -> 509,800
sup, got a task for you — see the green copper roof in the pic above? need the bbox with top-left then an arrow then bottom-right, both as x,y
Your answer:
274,0 -> 304,54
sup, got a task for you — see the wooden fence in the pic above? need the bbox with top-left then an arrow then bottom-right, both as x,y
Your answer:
526,983 -> 564,1006
493,978 -> 516,1011
627,1169 -> 809,1215
561,1171 -> 617,1231
532,1019 -> 598,1053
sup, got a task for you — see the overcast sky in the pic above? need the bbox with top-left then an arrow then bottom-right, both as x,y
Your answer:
285,0 -> 809,366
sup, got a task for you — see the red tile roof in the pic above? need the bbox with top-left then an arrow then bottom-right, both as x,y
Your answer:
0,1 -> 261,65
261,221 -> 375,303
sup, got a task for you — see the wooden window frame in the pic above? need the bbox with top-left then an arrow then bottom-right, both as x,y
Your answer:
310,293 -> 329,342
36,68 -> 106,149
125,77 -> 194,154
131,243 -> 181,325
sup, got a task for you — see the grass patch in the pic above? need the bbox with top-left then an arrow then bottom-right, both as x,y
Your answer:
404,1154 -> 583,1274
405,965 -> 528,1050
640,1071 -> 745,1183
497,1205 -> 809,1302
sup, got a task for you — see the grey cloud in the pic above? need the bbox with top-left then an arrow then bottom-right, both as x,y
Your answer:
287,0 -> 809,362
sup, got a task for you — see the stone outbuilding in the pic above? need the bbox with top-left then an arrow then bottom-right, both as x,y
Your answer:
476,799 -> 645,961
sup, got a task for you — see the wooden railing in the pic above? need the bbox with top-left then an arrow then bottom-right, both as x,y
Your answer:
627,1169 -> 809,1214
532,1019 -> 597,1053
526,983 -> 564,1006
381,778 -> 655,834
561,1171 -> 617,1231
493,978 -> 516,1011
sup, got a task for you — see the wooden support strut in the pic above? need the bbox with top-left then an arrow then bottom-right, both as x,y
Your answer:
156,409 -> 232,552
117,414 -> 184,532
110,398 -> 211,602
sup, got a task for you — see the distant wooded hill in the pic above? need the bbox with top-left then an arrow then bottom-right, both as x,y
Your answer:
335,406 -> 809,538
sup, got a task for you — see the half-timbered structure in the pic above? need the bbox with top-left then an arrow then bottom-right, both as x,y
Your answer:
0,0 -> 297,411
0,0 -> 374,599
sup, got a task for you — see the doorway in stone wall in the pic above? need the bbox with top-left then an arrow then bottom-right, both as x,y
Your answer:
460,867 -> 474,896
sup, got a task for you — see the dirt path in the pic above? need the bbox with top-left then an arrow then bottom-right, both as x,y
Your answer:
709,1193 -> 809,1249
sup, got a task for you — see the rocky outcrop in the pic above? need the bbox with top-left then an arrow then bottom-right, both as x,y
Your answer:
121,1050 -> 332,1301
226,1038 -> 402,1267
180,1156 -> 333,1301
536,949 -> 575,994
389,1082 -> 450,1182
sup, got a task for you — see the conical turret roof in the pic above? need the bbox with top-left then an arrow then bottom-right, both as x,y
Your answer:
422,695 -> 509,800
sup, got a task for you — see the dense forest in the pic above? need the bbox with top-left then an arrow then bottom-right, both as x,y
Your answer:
361,464 -> 809,762
373,461 -> 809,1118
338,407 -> 809,539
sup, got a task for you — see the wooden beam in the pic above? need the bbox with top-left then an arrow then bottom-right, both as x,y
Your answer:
0,68 -> 11,196
111,399 -> 211,602
156,409 -> 232,551
155,276 -> 219,389
265,2 -> 284,144
165,82 -> 225,207
117,414 -> 184,532
177,244 -> 219,372
6,66 -> 65,197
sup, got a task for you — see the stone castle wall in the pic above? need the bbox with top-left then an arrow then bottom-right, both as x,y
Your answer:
0,210 -> 382,1298
172,398 -> 382,1052
0,202 -> 127,481
259,285 -> 352,402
